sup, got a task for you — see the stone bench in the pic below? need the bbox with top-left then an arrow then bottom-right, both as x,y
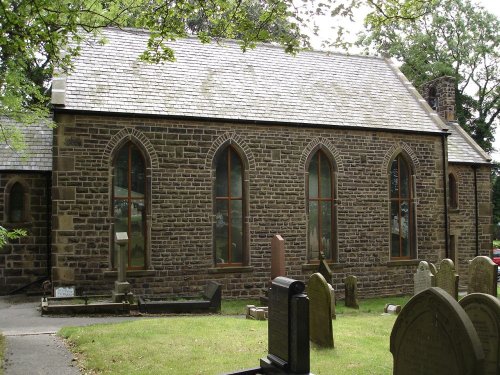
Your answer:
138,281 -> 221,314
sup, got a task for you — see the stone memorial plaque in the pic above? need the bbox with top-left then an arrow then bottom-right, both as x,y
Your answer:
271,235 -> 286,280
344,275 -> 359,309
54,286 -> 75,298
467,256 -> 498,296
391,287 -> 484,375
435,258 -> 459,300
414,261 -> 436,295
318,259 -> 333,286
460,293 -> 500,375
307,273 -> 334,348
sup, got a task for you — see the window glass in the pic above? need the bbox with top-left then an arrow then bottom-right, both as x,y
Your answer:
215,148 -> 228,197
9,182 -> 24,222
308,155 -> 318,198
320,155 -> 332,198
390,155 -> 414,259
113,143 -> 146,269
308,150 -> 335,261
449,174 -> 458,209
214,146 -> 245,266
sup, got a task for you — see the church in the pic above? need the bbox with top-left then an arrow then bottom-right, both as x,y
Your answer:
0,28 -> 492,297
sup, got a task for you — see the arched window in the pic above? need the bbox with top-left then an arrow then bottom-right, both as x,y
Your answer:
449,173 -> 458,209
308,150 -> 335,261
113,142 -> 146,269
390,154 -> 416,259
9,182 -> 25,223
214,146 -> 245,266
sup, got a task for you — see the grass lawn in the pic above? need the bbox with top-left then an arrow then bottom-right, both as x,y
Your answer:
0,333 -> 4,375
59,296 -> 410,375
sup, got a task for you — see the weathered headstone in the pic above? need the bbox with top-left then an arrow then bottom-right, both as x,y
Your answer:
307,273 -> 334,348
328,284 -> 336,320
344,275 -> 359,309
390,287 -> 484,375
467,256 -> 498,296
318,255 -> 333,286
414,261 -> 436,295
271,234 -> 286,280
460,293 -> 500,375
429,262 -> 437,276
435,258 -> 459,300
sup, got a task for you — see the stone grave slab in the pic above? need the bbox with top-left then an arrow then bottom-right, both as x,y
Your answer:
467,256 -> 498,296
328,284 -> 336,320
318,259 -> 333,285
460,293 -> 500,375
307,273 -> 334,348
435,258 -> 459,300
390,287 -> 484,375
344,275 -> 359,309
271,234 -> 285,280
414,260 -> 436,295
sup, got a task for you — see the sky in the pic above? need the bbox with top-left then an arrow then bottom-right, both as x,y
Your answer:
307,0 -> 500,161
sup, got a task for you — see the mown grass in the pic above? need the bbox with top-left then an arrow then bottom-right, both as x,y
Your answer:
60,296 -> 410,375
0,333 -> 5,375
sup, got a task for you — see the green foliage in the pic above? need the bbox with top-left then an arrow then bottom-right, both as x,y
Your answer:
493,176 -> 500,226
0,226 -> 27,248
0,333 -> 4,375
357,0 -> 500,152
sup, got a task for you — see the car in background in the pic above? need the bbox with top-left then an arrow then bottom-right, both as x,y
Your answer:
492,248 -> 500,281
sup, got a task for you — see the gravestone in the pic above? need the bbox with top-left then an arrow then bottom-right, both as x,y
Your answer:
429,262 -> 437,276
435,258 -> 459,300
224,277 -> 312,375
307,273 -> 334,348
390,287 -> 484,375
467,256 -> 498,296
318,253 -> 333,285
112,232 -> 133,303
271,234 -> 286,280
413,261 -> 436,295
460,293 -> 500,375
344,275 -> 359,309
328,284 -> 336,320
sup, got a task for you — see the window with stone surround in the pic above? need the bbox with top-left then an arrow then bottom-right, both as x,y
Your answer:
214,145 -> 246,266
449,173 -> 458,209
307,149 -> 336,262
4,178 -> 29,223
390,154 -> 416,259
113,142 -> 146,270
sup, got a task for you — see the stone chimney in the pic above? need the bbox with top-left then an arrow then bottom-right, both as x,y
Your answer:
420,76 -> 456,122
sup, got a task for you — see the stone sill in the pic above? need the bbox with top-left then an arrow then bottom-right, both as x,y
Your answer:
104,270 -> 156,278
208,266 -> 254,274
301,263 -> 343,272
386,260 -> 421,267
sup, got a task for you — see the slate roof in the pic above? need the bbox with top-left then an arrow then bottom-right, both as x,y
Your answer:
0,118 -> 53,171
53,28 -> 490,165
447,122 -> 491,164
54,27 -> 446,134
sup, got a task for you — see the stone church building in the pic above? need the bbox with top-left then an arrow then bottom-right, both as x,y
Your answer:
0,28 -> 492,297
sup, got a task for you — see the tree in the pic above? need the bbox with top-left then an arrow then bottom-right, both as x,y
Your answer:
1,0 -> 335,149
355,0 -> 500,153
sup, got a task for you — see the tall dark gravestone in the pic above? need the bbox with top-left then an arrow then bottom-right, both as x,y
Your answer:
344,275 -> 359,309
468,256 -> 498,296
460,293 -> 500,375
390,287 -> 484,375
224,277 -> 312,375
